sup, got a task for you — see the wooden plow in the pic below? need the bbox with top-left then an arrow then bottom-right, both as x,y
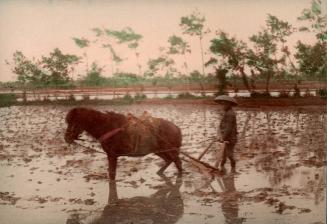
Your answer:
180,139 -> 226,175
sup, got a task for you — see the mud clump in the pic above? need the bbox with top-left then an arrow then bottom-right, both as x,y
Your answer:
0,192 -> 21,205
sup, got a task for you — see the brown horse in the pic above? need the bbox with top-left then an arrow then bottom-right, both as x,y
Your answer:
64,107 -> 182,180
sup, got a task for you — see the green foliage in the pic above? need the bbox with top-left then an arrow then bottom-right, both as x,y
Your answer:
180,10 -> 208,78
180,10 -> 206,36
103,44 -> 123,63
72,37 -> 90,48
91,28 -> 104,37
294,1 -> 327,81
91,27 -> 124,72
81,62 -> 107,86
41,48 -> 80,86
105,27 -> 142,45
295,41 -> 327,80
266,14 -> 294,43
105,27 -> 142,47
247,18 -> 290,92
167,35 -> 191,55
147,54 -> 176,77
10,51 -> 46,86
0,93 -> 17,107
297,0 -> 327,41
105,27 -> 143,74
189,70 -> 204,81
10,49 -> 79,88
111,72 -> 143,86
7,1 -> 326,92
249,30 -> 277,56
208,32 -> 252,92
210,32 -> 247,69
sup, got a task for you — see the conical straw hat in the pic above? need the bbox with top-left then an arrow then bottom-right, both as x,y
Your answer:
214,95 -> 238,105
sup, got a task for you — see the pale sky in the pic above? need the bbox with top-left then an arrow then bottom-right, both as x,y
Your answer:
0,0 -> 323,82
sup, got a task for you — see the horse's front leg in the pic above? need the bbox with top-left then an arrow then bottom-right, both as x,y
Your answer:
107,155 -> 118,180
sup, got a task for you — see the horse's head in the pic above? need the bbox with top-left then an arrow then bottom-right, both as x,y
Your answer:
64,108 -> 84,144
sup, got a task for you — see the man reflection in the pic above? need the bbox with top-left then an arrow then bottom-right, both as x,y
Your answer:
218,172 -> 244,224
92,175 -> 183,224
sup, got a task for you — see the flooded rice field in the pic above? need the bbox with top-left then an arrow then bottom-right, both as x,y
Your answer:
0,104 -> 326,224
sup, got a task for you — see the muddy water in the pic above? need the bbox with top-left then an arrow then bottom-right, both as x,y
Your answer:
0,105 -> 326,224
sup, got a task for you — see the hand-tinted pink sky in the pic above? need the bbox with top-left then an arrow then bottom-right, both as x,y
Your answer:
0,0 -> 323,82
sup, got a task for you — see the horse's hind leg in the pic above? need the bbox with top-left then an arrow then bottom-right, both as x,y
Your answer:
161,149 -> 183,176
174,157 -> 183,176
166,149 -> 183,176
156,153 -> 172,175
172,153 -> 183,176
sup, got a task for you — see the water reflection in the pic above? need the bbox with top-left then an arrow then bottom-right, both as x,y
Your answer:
217,173 -> 245,224
0,105 -> 326,224
89,175 -> 183,224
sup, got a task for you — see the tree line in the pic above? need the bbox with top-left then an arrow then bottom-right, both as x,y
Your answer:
3,0 -> 327,95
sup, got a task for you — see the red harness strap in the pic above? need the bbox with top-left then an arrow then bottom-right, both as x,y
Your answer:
99,128 -> 124,144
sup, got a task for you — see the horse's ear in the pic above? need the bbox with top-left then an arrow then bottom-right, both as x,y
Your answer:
66,108 -> 77,123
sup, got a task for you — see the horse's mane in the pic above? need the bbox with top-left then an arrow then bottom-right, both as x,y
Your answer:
66,107 -> 127,138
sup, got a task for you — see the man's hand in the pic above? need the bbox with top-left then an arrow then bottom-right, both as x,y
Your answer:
217,137 -> 229,144
217,137 -> 223,143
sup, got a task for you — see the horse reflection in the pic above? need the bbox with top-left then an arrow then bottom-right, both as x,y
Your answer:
92,176 -> 183,224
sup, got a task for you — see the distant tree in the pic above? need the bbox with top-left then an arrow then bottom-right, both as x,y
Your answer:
105,27 -> 143,75
167,35 -> 191,75
295,41 -> 327,81
215,67 -> 229,95
10,51 -> 46,86
102,43 -> 123,66
72,37 -> 90,74
208,31 -> 253,93
147,56 -> 175,78
189,70 -> 203,82
91,27 -> 123,75
295,0 -> 327,80
265,14 -> 297,79
247,28 -> 286,94
81,62 -> 106,86
146,47 -> 176,78
41,48 -> 80,86
297,0 -> 327,41
180,10 -> 209,76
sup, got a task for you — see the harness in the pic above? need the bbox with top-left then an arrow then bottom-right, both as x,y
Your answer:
96,114 -> 178,156
98,128 -> 124,144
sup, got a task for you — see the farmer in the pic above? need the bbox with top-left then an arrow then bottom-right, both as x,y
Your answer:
214,95 -> 238,172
